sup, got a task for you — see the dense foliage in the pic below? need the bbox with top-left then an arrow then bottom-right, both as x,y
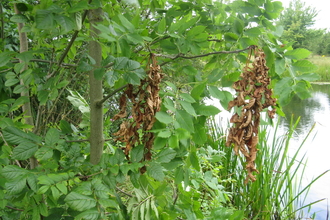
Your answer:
278,0 -> 330,55
0,0 -> 319,219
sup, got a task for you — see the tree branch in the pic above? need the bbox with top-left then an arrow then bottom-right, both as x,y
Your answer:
47,0 -> 92,79
97,84 -> 128,107
158,45 -> 256,66
6,206 -> 24,211
66,138 -> 112,143
116,187 -> 133,197
12,58 -> 78,67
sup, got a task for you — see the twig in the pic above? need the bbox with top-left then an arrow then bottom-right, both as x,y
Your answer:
6,206 -> 24,211
97,84 -> 128,107
12,58 -> 78,67
116,187 -> 133,197
47,0 -> 92,79
65,138 -> 112,143
158,45 -> 256,66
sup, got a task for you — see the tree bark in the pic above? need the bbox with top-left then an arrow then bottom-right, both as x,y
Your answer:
14,4 -> 38,169
88,8 -> 104,164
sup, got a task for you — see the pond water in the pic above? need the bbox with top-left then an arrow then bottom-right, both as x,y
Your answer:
279,83 -> 330,220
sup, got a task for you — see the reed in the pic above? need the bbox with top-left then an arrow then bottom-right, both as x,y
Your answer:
208,116 -> 328,219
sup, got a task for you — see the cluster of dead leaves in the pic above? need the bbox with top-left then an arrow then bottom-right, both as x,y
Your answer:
226,47 -> 277,183
113,54 -> 163,172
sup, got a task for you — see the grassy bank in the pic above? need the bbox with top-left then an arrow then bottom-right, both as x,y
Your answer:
309,56 -> 330,82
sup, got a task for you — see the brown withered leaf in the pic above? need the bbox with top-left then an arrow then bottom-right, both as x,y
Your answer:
226,47 -> 277,183
112,53 -> 163,170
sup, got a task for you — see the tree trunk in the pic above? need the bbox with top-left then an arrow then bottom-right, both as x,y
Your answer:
14,4 -> 38,169
88,8 -> 104,164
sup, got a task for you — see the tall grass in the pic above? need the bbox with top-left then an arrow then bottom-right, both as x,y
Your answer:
208,116 -> 328,219
308,56 -> 330,82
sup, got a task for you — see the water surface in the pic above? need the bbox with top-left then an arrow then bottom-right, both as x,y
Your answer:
279,84 -> 330,219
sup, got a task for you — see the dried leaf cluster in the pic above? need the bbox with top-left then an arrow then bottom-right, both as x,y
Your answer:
113,54 -> 163,172
226,47 -> 277,183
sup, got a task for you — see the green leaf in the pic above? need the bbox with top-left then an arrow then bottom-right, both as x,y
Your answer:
179,93 -> 195,103
187,26 -> 206,37
45,128 -> 60,147
131,145 -> 144,163
13,84 -> 26,94
98,198 -> 118,208
194,104 -> 220,116
284,48 -> 311,60
207,69 -> 224,83
5,177 -> 27,195
60,120 -> 73,134
12,142 -> 38,160
99,32 -> 116,41
175,110 -> 194,133
158,130 -> 171,138
293,81 -> 311,99
118,14 -> 135,32
275,58 -> 286,75
35,147 -> 53,161
147,162 -> 164,181
156,148 -> 176,163
155,111 -> 173,124
75,209 -> 99,220
3,126 -> 41,145
67,0 -> 89,13
127,33 -> 144,44
38,185 -> 50,194
16,51 -> 34,63
168,135 -> 179,148
224,32 -> 238,42
189,152 -> 200,171
192,126 -> 207,145
244,27 -> 262,37
56,80 -> 70,89
2,165 -> 28,180
0,52 -> 15,67
158,17 -> 166,33
38,203 -> 48,217
55,15 -> 75,33
182,65 -> 198,76
65,192 -> 97,211
56,182 -> 68,195
296,73 -> 319,82
5,78 -> 19,87
292,60 -> 318,73
179,100 -> 197,117
36,10 -> 54,29
16,3 -> 31,12
38,90 -> 50,105
27,174 -> 38,192
233,19 -> 244,35
51,186 -> 61,201
191,82 -> 206,101
10,14 -> 28,23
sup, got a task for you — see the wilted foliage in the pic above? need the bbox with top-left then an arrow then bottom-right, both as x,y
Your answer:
113,54 -> 163,169
226,46 -> 277,183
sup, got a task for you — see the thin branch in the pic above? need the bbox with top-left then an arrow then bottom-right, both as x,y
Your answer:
158,45 -> 256,66
12,58 -> 78,67
47,0 -> 92,79
66,138 -> 112,143
207,39 -> 223,42
6,206 -> 24,211
116,187 -> 133,197
97,84 -> 128,107
65,139 -> 89,143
